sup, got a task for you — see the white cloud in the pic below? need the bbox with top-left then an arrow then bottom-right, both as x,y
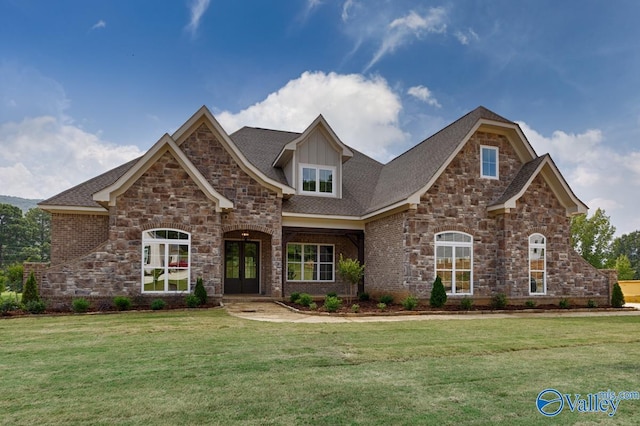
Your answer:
365,8 -> 447,71
185,0 -> 211,38
519,121 -> 640,235
407,85 -> 441,108
90,20 -> 106,31
0,116 -> 142,199
341,0 -> 356,22
216,71 -> 407,161
454,28 -> 478,45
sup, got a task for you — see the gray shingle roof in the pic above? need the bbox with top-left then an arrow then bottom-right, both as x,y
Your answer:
490,155 -> 548,207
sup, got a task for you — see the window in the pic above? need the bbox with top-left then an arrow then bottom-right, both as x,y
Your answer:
300,164 -> 335,196
529,234 -> 546,294
287,243 -> 334,281
435,232 -> 473,295
142,229 -> 190,293
480,146 -> 498,179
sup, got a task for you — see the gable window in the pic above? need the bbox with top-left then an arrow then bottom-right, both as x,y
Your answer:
299,164 -> 335,196
142,229 -> 190,293
435,232 -> 473,295
287,243 -> 334,281
529,234 -> 546,295
480,146 -> 499,179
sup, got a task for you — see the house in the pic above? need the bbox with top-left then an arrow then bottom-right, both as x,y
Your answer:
35,106 -> 614,305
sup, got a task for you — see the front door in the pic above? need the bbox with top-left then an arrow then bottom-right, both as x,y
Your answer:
224,241 -> 260,294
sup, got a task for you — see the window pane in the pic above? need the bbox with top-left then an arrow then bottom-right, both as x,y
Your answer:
319,263 -> 333,281
304,245 -> 317,262
226,243 -> 240,279
455,271 -> 471,293
167,268 -> 188,291
302,167 -> 316,192
482,147 -> 497,177
287,263 -> 301,281
531,271 -> 544,293
436,246 -> 452,270
319,245 -> 333,262
144,268 -> 164,292
244,243 -> 257,279
455,247 -> 471,270
439,272 -> 452,293
288,244 -> 302,262
319,169 -> 333,193
303,262 -> 317,280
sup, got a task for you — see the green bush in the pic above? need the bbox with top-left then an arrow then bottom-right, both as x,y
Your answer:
323,296 -> 342,312
72,298 -> 90,313
377,302 -> 387,311
185,294 -> 199,308
24,300 -> 46,314
150,299 -> 167,310
22,272 -> 40,305
558,298 -> 570,309
524,300 -> 537,308
430,276 -> 447,308
289,292 -> 301,303
358,292 -> 370,301
309,302 -> 318,311
3,263 -> 24,292
351,304 -> 360,313
1,298 -> 20,315
491,293 -> 508,309
113,296 -> 132,311
611,283 -> 625,308
401,295 -> 418,311
460,297 -> 473,311
379,294 -> 394,305
194,277 -> 207,306
326,291 -> 338,298
298,293 -> 313,307
587,299 -> 598,308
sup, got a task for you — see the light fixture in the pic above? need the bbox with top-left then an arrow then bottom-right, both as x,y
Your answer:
241,231 -> 249,240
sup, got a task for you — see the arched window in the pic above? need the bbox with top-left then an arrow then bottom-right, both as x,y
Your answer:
529,234 -> 546,295
435,232 -> 473,295
142,229 -> 191,293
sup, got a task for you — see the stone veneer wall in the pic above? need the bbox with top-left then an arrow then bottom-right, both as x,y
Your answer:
42,122 -> 285,298
50,213 -> 109,265
283,234 -> 358,296
364,213 -> 405,298
399,131 -> 609,302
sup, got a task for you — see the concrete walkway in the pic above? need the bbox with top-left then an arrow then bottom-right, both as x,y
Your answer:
223,301 -> 640,323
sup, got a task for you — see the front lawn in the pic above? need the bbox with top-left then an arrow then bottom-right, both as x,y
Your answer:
1,309 -> 639,425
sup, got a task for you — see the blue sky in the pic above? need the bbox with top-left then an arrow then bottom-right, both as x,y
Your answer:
1,0 -> 640,234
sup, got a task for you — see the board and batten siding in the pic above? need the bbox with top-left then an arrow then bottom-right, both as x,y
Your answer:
293,128 -> 342,197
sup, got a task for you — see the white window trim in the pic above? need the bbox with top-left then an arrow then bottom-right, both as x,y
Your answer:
480,145 -> 499,179
286,243 -> 335,282
434,232 -> 473,295
298,163 -> 337,197
141,229 -> 191,294
529,233 -> 547,295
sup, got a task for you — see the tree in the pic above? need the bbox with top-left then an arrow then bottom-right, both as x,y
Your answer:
0,204 -> 25,268
21,208 -> 51,262
611,282 -> 625,308
430,275 -> 447,308
22,271 -> 40,304
570,208 -> 616,269
611,231 -> 640,279
614,254 -> 636,280
337,254 -> 364,304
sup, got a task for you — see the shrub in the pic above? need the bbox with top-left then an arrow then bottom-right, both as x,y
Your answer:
358,292 -> 370,301
377,302 -> 387,311
559,298 -> 570,309
587,299 -> 598,308
22,272 -> 40,305
97,300 -> 113,312
4,263 -> 24,292
324,296 -> 342,312
150,299 -> 167,311
351,304 -> 360,313
72,298 -> 90,313
337,254 -> 365,303
24,300 -> 46,314
113,296 -> 132,311
491,293 -> 508,309
524,300 -> 537,308
298,293 -> 313,307
379,294 -> 394,305
194,277 -> 207,306
460,297 -> 474,311
309,302 -> 318,311
1,298 -> 20,315
289,292 -> 301,303
401,295 -> 418,311
611,283 -> 625,308
326,291 -> 338,298
185,294 -> 200,308
430,276 -> 447,308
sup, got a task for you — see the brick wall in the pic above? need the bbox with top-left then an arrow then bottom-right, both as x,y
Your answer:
364,212 -> 405,298
50,213 -> 109,265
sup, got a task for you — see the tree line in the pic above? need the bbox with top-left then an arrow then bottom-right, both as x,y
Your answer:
0,203 -> 51,291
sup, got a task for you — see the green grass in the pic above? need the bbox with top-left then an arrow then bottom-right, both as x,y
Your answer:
1,291 -> 21,302
1,310 -> 640,425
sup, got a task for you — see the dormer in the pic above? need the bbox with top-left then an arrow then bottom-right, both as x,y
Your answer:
273,115 -> 353,198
